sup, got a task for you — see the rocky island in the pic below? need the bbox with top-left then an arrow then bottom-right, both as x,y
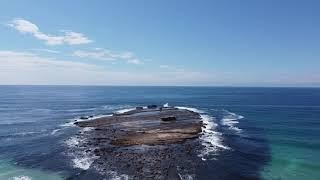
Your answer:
72,105 -> 206,179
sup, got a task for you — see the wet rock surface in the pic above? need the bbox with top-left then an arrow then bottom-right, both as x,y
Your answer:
74,106 -> 204,179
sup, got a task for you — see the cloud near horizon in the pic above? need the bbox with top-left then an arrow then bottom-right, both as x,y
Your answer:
30,48 -> 60,54
73,48 -> 143,64
8,18 -> 92,45
0,50 -> 212,85
0,50 -> 319,86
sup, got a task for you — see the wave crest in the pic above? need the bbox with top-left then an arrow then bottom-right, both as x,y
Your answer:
176,106 -> 229,161
221,110 -> 244,134
12,176 -> 32,180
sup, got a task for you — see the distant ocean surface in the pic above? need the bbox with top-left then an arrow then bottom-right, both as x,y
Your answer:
0,86 -> 319,180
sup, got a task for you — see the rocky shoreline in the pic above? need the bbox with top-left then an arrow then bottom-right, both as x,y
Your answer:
72,105 -> 205,179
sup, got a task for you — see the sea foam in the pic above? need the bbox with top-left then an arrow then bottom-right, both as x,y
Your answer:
51,128 -> 61,135
176,106 -> 229,161
61,114 -> 112,127
221,110 -> 244,134
12,176 -> 32,180
65,129 -> 98,170
115,108 -> 136,114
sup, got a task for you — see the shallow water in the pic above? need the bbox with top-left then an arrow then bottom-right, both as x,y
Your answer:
0,86 -> 319,179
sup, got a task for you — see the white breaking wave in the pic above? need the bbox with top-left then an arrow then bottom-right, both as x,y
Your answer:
199,114 -> 229,160
176,106 -> 229,161
12,176 -> 32,180
72,155 -> 96,170
65,135 -> 98,170
51,128 -> 61,135
221,111 -> 244,134
163,103 -> 169,107
115,108 -> 136,114
65,136 -> 81,147
175,106 -> 204,113
61,114 -> 112,127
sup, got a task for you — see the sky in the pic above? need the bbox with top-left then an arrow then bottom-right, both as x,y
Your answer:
0,0 -> 319,86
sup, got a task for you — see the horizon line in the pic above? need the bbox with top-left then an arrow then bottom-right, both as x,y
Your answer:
0,84 -> 319,88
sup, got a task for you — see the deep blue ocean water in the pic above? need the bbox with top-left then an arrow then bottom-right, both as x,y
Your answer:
0,86 -> 319,180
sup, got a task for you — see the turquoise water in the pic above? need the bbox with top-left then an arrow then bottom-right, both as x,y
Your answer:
261,107 -> 320,180
0,159 -> 63,180
0,86 -> 319,179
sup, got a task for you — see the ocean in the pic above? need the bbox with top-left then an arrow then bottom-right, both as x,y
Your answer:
0,86 -> 319,180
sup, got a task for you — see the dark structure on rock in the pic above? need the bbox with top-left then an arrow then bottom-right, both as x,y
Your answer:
161,116 -> 177,122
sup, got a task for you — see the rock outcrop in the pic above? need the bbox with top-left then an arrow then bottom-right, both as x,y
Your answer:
73,106 -> 203,179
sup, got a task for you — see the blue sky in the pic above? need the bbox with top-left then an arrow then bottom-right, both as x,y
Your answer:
0,0 -> 319,86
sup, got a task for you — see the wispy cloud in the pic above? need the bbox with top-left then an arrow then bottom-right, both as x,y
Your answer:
160,64 -> 185,72
2,50 -> 317,86
30,48 -> 60,54
0,50 -> 107,85
0,50 -> 99,71
73,48 -> 143,64
127,58 -> 142,65
0,50 -> 213,85
159,65 -> 170,69
7,18 -> 92,45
